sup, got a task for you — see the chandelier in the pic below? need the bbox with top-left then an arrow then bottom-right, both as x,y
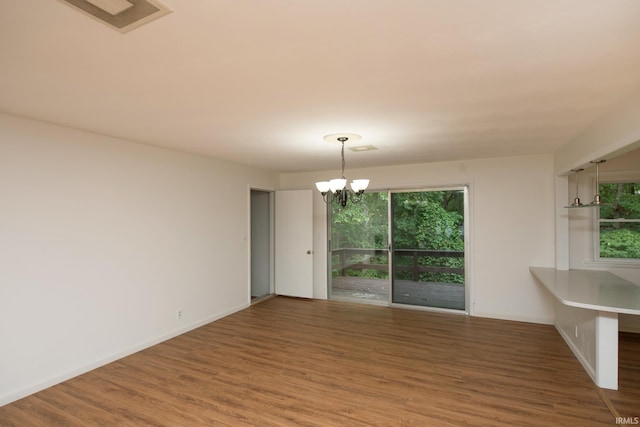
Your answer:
315,133 -> 370,207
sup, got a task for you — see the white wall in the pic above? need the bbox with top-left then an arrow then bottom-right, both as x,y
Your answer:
0,113 -> 278,405
281,154 -> 557,324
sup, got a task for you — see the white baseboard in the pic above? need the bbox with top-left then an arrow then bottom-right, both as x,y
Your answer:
0,302 -> 249,407
472,311 -> 554,326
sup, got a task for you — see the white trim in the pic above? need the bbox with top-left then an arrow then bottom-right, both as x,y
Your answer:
463,184 -> 472,315
584,259 -> 640,268
591,173 -> 640,265
555,175 -> 570,270
473,311 -> 554,325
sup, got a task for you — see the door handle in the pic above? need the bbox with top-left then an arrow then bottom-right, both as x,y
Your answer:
306,250 -> 312,254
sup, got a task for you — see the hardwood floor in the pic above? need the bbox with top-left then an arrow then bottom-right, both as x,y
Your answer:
1,297 -> 637,426
604,332 -> 640,421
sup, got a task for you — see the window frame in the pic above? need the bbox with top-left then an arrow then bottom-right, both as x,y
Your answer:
593,172 -> 640,265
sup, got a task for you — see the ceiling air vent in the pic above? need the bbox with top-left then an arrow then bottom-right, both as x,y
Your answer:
348,145 -> 378,152
58,0 -> 172,33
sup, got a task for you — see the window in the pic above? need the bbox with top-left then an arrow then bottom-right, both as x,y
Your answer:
597,181 -> 640,260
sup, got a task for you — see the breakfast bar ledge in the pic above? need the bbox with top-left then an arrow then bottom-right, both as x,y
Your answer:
530,266 -> 640,390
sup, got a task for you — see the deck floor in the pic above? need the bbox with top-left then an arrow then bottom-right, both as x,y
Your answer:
331,276 -> 465,310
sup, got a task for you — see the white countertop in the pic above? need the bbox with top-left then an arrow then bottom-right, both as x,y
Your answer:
530,266 -> 640,315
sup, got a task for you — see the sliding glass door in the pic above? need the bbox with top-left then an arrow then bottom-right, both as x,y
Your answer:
390,188 -> 467,311
329,192 -> 389,304
328,187 -> 468,312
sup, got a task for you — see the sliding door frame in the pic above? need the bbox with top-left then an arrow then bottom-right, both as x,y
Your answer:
388,185 -> 470,315
327,184 -> 471,315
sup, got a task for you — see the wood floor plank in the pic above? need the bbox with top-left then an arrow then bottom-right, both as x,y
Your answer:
1,297 -> 637,426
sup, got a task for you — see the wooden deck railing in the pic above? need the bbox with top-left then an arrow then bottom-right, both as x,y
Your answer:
332,248 -> 464,281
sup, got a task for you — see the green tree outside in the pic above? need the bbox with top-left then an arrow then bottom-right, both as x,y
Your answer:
331,190 -> 465,283
599,182 -> 640,259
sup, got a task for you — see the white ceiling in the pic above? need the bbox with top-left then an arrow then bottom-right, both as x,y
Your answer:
2,0 -> 640,172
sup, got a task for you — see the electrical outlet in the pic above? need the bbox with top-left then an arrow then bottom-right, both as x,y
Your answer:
177,309 -> 183,320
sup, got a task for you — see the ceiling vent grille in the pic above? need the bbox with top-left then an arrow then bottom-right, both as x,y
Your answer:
348,145 -> 378,152
58,0 -> 172,33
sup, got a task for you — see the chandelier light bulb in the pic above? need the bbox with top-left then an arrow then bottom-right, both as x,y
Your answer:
351,179 -> 370,192
315,181 -> 331,193
329,178 -> 347,193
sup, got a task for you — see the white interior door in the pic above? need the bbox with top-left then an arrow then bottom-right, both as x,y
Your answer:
275,190 -> 313,298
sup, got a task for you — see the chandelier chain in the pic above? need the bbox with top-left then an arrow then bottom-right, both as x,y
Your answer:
341,140 -> 346,179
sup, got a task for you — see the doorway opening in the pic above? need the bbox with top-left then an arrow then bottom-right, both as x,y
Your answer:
250,189 -> 274,302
